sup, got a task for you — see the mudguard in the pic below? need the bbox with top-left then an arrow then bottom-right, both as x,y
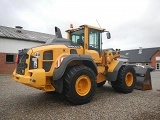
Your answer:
107,61 -> 124,81
52,54 -> 97,80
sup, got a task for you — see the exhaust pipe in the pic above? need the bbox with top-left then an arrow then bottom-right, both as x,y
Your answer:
55,27 -> 62,38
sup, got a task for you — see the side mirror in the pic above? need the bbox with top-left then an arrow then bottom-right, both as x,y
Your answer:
106,32 -> 111,39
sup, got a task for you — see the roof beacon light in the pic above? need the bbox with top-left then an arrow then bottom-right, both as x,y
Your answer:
70,24 -> 73,28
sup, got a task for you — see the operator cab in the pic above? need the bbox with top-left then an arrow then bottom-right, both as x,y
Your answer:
66,25 -> 111,54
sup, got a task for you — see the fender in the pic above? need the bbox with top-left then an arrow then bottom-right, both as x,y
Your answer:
52,54 -> 97,80
107,61 -> 124,81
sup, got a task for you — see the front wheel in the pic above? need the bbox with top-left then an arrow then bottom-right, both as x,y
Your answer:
64,66 -> 96,105
111,65 -> 136,93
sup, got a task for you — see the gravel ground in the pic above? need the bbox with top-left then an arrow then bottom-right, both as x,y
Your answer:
0,71 -> 160,120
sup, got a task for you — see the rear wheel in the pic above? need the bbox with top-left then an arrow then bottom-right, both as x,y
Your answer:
111,65 -> 136,93
64,66 -> 96,105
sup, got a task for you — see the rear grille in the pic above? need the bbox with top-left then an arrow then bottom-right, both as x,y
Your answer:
43,50 -> 53,60
43,50 -> 53,72
16,49 -> 28,75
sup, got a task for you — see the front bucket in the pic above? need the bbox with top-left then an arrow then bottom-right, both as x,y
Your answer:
134,66 -> 152,90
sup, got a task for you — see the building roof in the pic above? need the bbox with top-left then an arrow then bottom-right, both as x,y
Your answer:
120,47 -> 160,63
0,25 -> 55,43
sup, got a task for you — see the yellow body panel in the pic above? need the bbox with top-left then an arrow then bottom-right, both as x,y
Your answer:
96,73 -> 107,83
96,66 -> 107,83
97,66 -> 105,73
107,60 -> 119,72
13,69 -> 55,91
85,50 -> 101,63
31,44 -> 83,76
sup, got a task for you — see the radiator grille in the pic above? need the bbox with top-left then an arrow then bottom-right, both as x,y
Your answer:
16,49 -> 28,75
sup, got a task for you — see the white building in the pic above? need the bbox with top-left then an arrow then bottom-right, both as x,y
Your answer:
0,25 -> 54,73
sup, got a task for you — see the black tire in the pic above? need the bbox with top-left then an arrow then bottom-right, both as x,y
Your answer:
64,66 -> 96,105
111,65 -> 136,93
97,81 -> 106,87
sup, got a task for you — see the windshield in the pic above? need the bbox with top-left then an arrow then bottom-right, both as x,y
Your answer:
70,29 -> 84,46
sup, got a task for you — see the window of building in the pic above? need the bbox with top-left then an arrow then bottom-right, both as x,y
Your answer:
145,63 -> 149,65
136,63 -> 142,66
156,56 -> 160,61
6,54 -> 15,63
156,63 -> 160,70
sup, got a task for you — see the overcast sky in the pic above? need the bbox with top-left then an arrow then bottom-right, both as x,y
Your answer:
0,0 -> 160,50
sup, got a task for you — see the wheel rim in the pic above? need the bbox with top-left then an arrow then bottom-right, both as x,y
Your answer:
75,75 -> 91,96
125,72 -> 133,87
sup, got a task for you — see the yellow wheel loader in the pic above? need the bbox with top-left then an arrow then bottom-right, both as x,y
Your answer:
12,24 -> 152,105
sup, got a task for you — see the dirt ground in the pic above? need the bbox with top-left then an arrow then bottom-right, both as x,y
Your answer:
0,71 -> 160,120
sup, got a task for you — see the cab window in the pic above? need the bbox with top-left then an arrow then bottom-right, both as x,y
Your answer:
70,29 -> 84,46
71,35 -> 80,43
89,28 -> 101,52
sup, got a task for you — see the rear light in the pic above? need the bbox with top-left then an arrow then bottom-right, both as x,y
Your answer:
15,54 -> 18,63
56,57 -> 65,68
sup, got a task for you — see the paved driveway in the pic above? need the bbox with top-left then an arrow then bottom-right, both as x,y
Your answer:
0,71 -> 160,120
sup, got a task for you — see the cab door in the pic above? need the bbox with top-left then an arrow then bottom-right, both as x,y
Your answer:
84,28 -> 102,63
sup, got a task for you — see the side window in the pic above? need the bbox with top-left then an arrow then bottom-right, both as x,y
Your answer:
71,35 -> 80,44
89,29 -> 100,51
70,29 -> 84,46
